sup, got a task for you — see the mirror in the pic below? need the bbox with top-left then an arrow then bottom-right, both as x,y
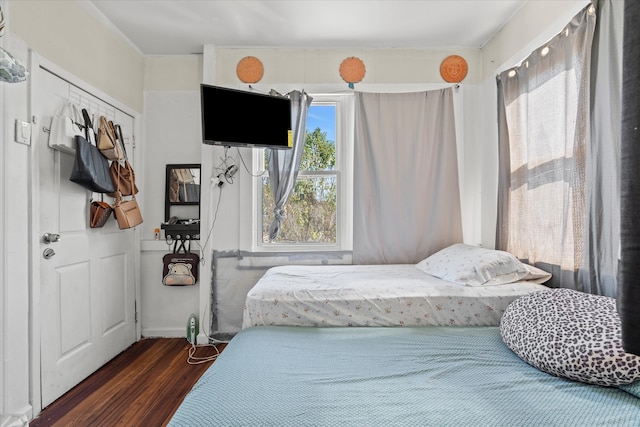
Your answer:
168,165 -> 201,203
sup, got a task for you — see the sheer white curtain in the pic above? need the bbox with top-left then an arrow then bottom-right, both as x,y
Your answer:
267,90 -> 313,241
353,89 -> 462,264
497,2 -> 621,297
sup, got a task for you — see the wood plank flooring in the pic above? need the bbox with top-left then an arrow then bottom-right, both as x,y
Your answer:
30,338 -> 225,427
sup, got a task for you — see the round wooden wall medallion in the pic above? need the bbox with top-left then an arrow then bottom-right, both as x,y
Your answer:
339,57 -> 366,84
236,56 -> 264,83
440,55 -> 468,83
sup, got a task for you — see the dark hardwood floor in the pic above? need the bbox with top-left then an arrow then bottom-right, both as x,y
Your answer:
30,338 -> 225,427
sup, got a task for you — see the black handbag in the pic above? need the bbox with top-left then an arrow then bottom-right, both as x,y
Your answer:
162,240 -> 199,286
69,109 -> 115,193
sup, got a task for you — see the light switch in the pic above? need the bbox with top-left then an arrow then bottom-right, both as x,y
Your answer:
15,119 -> 31,145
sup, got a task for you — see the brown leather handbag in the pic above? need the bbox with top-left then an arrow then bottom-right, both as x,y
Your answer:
109,124 -> 142,229
108,160 -> 138,197
97,116 -> 123,161
112,193 -> 143,229
89,200 -> 112,228
107,125 -> 139,197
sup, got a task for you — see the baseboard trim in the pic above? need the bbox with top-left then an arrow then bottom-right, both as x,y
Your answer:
2,404 -> 32,427
141,327 -> 185,338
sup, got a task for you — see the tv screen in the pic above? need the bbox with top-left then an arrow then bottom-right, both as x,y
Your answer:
200,84 -> 292,149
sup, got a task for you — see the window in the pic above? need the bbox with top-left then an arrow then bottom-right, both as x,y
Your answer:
257,95 -> 353,250
495,5 -> 619,296
502,69 -> 583,269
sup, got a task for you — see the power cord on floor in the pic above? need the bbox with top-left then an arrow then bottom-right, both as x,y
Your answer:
187,341 -> 220,365
185,305 -> 229,365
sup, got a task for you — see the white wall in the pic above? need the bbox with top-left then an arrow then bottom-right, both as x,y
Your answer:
8,0 -> 144,111
1,23 -> 31,427
139,91 -> 202,337
137,57 -> 205,337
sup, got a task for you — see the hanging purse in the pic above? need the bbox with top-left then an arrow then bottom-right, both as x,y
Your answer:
90,198 -> 113,228
108,161 -> 138,197
162,240 -> 199,286
110,128 -> 143,229
112,192 -> 143,229
69,109 -> 115,194
108,160 -> 138,197
48,100 -> 84,154
97,116 -> 123,161
108,124 -> 139,197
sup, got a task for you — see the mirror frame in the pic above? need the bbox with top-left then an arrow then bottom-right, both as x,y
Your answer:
162,163 -> 201,241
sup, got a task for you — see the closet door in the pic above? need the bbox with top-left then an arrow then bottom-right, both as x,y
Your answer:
34,66 -> 137,407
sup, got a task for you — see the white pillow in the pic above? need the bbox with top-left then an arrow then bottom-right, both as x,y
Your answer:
416,243 -> 548,286
521,263 -> 553,284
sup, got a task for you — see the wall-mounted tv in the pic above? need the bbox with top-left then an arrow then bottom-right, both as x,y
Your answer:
200,84 -> 292,149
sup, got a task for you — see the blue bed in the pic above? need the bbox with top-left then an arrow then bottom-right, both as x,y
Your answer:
169,326 -> 640,426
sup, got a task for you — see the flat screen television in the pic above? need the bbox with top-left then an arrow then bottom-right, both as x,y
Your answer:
200,84 -> 292,149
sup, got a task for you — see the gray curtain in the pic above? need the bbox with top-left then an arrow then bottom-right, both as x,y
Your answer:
496,3 -> 621,297
619,0 -> 640,355
267,90 -> 313,241
586,0 -> 623,296
353,89 -> 462,264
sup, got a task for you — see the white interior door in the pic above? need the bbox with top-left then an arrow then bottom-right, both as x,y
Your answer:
34,66 -> 137,407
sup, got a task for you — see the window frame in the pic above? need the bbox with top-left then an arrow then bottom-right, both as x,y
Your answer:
254,94 -> 353,252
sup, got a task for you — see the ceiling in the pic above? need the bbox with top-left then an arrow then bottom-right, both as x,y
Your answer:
88,0 -> 527,55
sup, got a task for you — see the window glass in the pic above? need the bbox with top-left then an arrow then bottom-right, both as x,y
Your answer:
260,103 -> 338,245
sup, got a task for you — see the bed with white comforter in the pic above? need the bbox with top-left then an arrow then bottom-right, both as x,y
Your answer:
243,244 -> 551,328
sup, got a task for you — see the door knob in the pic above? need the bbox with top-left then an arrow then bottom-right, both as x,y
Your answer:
43,233 -> 61,244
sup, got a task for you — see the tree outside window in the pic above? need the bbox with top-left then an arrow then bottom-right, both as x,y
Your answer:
261,104 -> 337,245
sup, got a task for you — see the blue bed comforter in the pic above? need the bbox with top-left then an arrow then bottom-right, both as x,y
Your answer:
169,326 -> 640,426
